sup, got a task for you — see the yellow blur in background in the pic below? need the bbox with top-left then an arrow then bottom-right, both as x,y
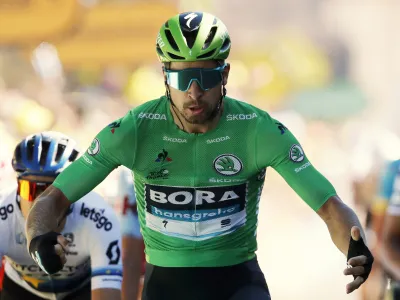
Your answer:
0,1 -> 399,299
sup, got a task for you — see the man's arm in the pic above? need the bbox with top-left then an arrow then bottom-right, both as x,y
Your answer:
317,196 -> 366,255
25,186 -> 71,243
92,288 -> 121,300
317,195 -> 373,294
256,115 -> 366,250
119,168 -> 144,300
122,236 -> 143,300
256,115 -> 373,294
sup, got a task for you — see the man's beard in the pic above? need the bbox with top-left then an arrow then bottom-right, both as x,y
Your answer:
180,98 -> 222,124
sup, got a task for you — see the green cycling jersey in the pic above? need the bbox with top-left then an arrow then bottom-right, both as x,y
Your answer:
53,96 -> 336,267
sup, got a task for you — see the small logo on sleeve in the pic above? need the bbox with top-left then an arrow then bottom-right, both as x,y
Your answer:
289,144 -> 304,163
87,138 -> 100,156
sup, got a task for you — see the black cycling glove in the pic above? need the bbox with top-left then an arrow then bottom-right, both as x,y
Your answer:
28,232 -> 63,275
347,236 -> 374,281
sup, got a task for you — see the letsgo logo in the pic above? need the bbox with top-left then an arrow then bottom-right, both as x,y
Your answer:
80,203 -> 113,231
0,204 -> 13,220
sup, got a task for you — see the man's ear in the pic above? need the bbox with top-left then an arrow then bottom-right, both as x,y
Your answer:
222,63 -> 230,85
162,66 -> 167,84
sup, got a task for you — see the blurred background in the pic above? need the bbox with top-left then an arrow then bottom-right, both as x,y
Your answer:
0,0 -> 399,299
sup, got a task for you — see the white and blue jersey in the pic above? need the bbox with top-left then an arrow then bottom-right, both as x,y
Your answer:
0,186 -> 123,300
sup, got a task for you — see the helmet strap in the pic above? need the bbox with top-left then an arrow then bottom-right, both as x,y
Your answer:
211,85 -> 225,119
165,80 -> 186,131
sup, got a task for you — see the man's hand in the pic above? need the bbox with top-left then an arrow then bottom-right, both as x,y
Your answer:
344,226 -> 374,294
29,232 -> 70,274
55,234 -> 70,265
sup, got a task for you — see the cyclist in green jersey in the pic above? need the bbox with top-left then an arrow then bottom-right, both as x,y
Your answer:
25,11 -> 374,300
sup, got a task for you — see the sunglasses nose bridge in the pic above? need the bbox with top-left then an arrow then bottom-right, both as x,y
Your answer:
187,80 -> 204,98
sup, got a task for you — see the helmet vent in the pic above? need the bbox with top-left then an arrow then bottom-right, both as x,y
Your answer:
182,29 -> 199,49
70,149 -> 79,162
220,37 -> 231,52
197,49 -> 216,60
14,147 -> 22,171
202,26 -> 218,50
168,53 -> 185,60
55,143 -> 66,163
165,30 -> 180,52
27,139 -> 35,161
39,141 -> 50,167
156,45 -> 164,57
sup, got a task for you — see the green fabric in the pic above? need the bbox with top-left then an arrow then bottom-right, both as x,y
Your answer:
54,96 -> 336,267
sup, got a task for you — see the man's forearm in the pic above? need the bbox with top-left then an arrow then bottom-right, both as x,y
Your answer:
319,197 -> 366,256
25,185 -> 71,244
122,267 -> 141,300
122,236 -> 143,300
26,198 -> 59,241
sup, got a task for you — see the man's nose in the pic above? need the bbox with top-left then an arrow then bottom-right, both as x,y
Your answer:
187,81 -> 204,100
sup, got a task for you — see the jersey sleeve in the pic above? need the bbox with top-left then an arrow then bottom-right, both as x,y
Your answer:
0,221 -> 8,259
118,167 -> 142,238
381,160 -> 400,216
0,193 -> 12,259
256,114 -> 337,211
0,228 -> 7,259
53,110 -> 137,202
84,194 -> 123,290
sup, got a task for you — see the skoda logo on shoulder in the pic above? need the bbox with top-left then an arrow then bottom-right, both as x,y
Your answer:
213,154 -> 243,176
88,138 -> 100,156
289,144 -> 304,163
